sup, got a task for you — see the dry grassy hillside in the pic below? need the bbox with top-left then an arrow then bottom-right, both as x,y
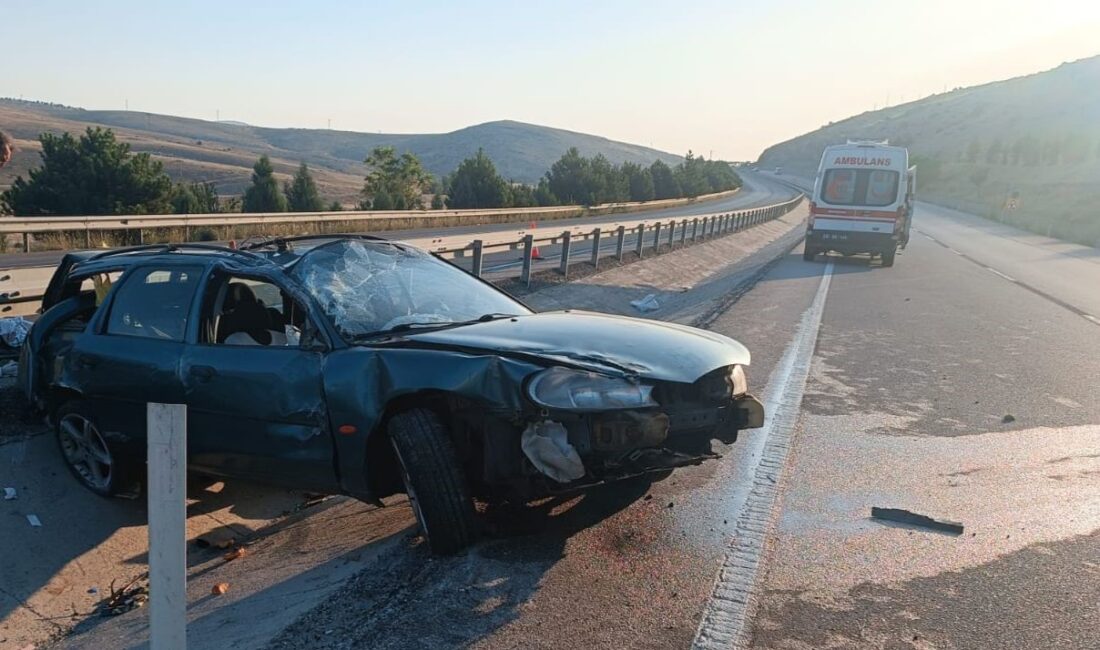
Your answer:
0,101 -> 681,204
759,55 -> 1100,245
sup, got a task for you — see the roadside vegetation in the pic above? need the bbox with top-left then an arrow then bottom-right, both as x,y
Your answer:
443,147 -> 740,209
906,135 -> 1100,245
0,127 -> 740,251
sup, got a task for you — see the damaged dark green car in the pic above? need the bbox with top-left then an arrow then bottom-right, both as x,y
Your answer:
20,236 -> 764,554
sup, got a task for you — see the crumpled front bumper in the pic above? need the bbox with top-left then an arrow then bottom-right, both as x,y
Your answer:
734,394 -> 765,429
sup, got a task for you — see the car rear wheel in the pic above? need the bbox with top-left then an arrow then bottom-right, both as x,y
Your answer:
388,409 -> 478,554
881,248 -> 896,267
56,401 -> 133,497
802,245 -> 817,261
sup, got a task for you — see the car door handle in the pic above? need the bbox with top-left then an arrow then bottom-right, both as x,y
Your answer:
189,365 -> 217,381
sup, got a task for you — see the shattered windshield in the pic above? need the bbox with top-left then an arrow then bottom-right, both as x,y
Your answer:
290,240 -> 530,339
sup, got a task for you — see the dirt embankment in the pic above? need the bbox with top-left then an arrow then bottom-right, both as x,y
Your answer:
759,55 -> 1100,247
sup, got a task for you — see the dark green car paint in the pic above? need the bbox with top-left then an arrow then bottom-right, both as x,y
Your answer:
22,238 -> 759,503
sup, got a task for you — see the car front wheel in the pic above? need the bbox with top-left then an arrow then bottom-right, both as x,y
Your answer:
56,401 -> 133,497
388,409 -> 478,554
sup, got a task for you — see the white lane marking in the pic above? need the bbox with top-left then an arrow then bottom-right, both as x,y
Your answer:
692,262 -> 834,650
985,267 -> 1017,282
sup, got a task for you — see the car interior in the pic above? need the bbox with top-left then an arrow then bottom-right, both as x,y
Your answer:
203,275 -> 315,348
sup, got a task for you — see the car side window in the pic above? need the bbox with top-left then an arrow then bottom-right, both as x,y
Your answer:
105,266 -> 202,341
204,275 -> 323,349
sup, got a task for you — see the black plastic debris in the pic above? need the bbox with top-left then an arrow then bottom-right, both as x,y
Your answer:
871,507 -> 964,535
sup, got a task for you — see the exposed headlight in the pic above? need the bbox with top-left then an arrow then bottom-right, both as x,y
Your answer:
527,367 -> 658,411
728,365 -> 748,396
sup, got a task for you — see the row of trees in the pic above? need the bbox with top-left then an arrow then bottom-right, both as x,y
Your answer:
441,147 -> 741,209
240,156 -> 340,213
1,127 -> 740,218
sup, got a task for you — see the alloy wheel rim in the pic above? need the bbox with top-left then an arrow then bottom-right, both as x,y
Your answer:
59,414 -> 113,490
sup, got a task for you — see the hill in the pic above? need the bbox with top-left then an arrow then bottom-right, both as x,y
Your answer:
758,55 -> 1100,245
0,100 -> 681,203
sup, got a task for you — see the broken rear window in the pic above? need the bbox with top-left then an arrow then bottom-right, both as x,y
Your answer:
290,240 -> 529,340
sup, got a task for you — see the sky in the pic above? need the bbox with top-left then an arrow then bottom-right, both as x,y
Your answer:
4,0 -> 1100,160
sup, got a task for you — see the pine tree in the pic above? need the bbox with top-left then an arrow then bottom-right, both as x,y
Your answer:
242,156 -> 287,212
284,162 -> 323,212
446,149 -> 511,208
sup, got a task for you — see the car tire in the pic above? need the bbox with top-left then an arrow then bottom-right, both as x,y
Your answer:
881,249 -> 896,267
802,245 -> 817,261
388,409 -> 478,555
55,400 -> 134,497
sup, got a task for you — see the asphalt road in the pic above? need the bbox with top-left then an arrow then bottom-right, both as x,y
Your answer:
4,182 -> 1097,649
749,204 -> 1100,649
268,193 -> 1098,648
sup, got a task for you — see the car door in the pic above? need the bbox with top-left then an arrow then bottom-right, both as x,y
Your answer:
180,271 -> 337,492
64,263 -> 204,462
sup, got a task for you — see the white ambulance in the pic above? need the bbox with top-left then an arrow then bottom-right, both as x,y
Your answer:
804,141 -> 915,267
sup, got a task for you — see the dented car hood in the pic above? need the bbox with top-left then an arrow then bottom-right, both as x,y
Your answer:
401,310 -> 750,383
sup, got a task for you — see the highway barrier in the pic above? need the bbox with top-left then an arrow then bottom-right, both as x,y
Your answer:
438,194 -> 803,284
1,194 -> 803,317
0,189 -> 740,253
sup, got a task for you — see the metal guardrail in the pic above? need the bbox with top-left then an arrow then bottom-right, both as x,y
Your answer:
445,195 -> 805,284
0,189 -> 739,251
0,194 -> 803,317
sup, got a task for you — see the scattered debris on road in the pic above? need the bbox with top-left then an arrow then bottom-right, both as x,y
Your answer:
870,507 -> 964,535
212,582 -> 230,595
4,486 -> 15,499
630,293 -> 661,312
1002,414 -> 1016,424
101,573 -> 149,616
26,513 -> 42,527
224,546 -> 247,562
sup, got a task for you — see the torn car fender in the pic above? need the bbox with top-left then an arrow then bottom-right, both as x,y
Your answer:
321,346 -> 544,499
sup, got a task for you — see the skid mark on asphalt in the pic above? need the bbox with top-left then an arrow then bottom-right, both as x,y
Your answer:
691,262 -> 834,650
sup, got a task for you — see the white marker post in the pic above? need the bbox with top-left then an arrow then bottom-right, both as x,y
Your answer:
147,403 -> 188,649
